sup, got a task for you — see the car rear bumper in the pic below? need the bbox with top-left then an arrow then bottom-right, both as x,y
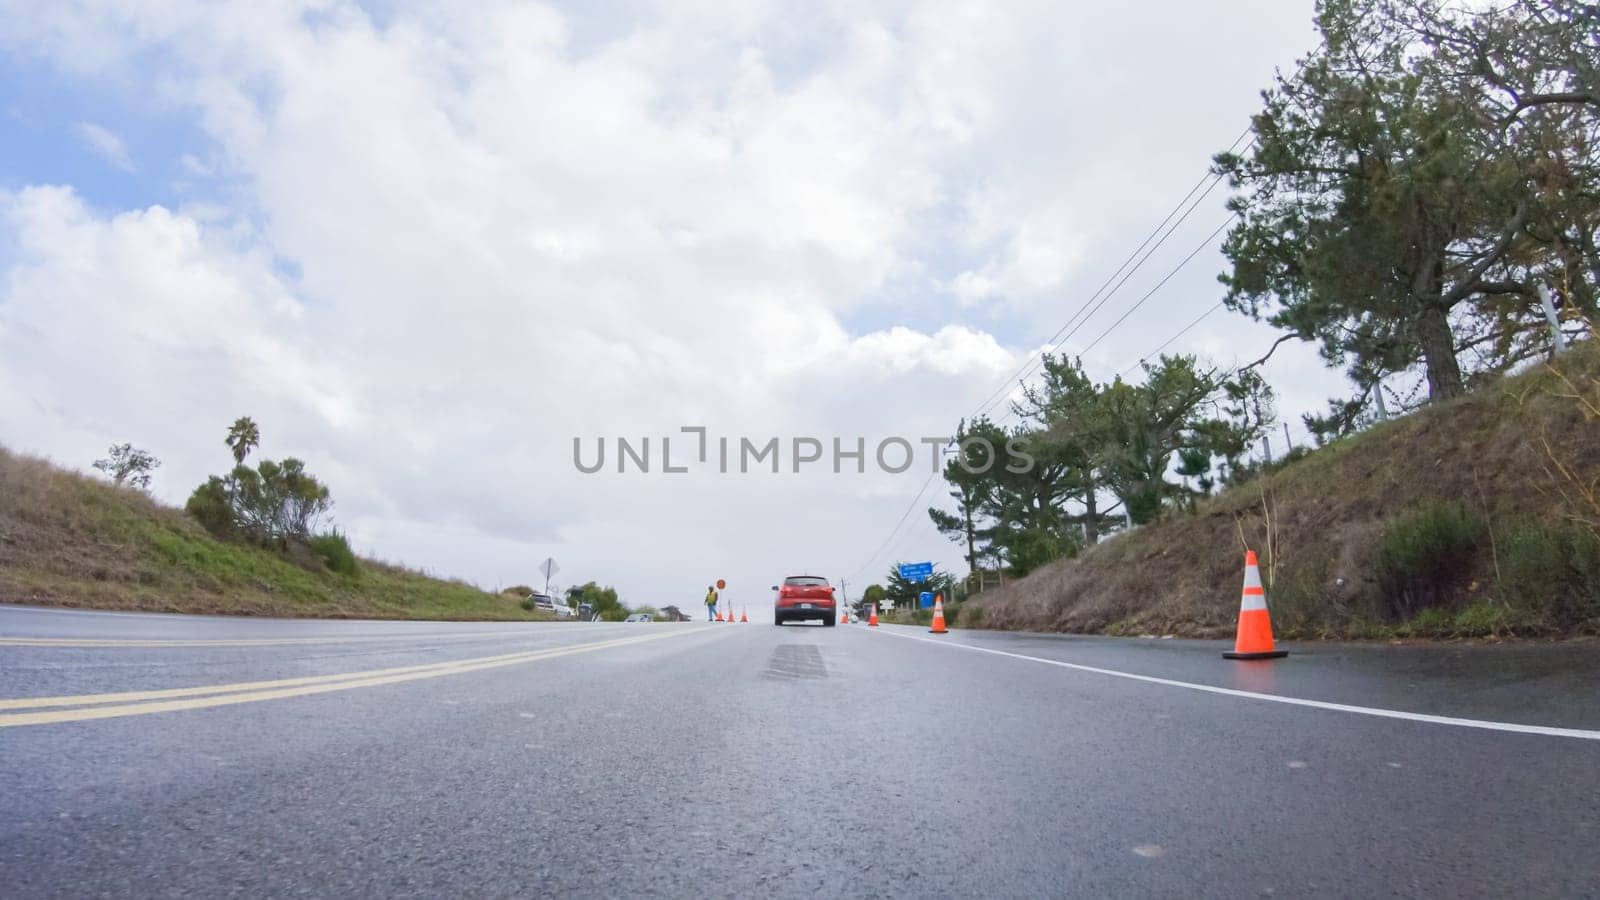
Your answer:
776,604 -> 834,620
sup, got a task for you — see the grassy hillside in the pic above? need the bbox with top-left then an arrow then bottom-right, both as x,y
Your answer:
967,345 -> 1600,640
0,447 -> 552,620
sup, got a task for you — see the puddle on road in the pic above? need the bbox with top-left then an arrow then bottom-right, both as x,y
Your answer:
763,644 -> 828,681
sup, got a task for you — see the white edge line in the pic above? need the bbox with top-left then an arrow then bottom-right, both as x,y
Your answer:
874,628 -> 1600,742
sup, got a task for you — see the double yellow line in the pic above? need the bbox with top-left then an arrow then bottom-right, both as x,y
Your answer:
0,630 -> 537,648
0,628 -> 711,728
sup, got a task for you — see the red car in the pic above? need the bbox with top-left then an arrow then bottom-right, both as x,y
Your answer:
772,575 -> 837,626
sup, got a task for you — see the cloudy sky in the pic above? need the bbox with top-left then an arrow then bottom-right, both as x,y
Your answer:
0,0 -> 1349,609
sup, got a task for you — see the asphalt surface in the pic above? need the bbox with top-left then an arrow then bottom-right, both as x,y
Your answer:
2,605 -> 1598,898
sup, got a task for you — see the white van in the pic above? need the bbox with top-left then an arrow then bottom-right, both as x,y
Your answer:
530,592 -> 575,617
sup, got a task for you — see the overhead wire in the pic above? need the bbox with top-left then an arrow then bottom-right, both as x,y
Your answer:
846,37 -> 1335,582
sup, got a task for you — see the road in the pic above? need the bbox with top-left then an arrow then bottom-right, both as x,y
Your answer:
2,605 -> 1598,898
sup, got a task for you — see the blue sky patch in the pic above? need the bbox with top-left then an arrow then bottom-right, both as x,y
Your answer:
0,53 -> 215,216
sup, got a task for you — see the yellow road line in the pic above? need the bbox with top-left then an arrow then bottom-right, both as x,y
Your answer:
0,628 -> 718,727
0,629 -> 574,648
2,644 -> 593,710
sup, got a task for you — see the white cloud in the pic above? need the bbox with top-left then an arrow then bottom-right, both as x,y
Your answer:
73,121 -> 135,172
177,153 -> 211,176
0,0 -> 1352,601
950,270 -> 997,305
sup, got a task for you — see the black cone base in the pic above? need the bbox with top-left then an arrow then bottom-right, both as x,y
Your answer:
1223,649 -> 1288,659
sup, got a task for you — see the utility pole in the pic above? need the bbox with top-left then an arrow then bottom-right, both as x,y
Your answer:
1282,422 -> 1292,453
839,578 -> 850,613
1262,435 -> 1274,465
1538,283 -> 1568,355
1373,378 -> 1389,421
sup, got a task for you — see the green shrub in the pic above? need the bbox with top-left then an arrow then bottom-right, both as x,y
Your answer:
1376,501 -> 1484,618
185,478 -> 236,540
1452,601 -> 1525,637
1501,520 -> 1600,627
308,531 -> 358,577
1397,607 -> 1451,638
1343,618 -> 1398,640
185,459 -> 331,545
1266,558 -> 1333,636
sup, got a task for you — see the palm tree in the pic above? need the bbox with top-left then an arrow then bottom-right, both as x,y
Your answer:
225,416 -> 261,465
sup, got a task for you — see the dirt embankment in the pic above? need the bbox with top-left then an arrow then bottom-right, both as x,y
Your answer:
0,447 -> 549,621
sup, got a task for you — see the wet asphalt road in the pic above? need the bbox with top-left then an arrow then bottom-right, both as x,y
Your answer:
2,605 -> 1598,898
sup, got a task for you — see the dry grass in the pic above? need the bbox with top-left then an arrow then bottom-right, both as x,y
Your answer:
968,343 -> 1600,639
0,447 -> 557,621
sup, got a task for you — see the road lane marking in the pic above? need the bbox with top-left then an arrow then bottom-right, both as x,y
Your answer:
0,645 -> 582,710
0,629 -> 591,648
874,629 -> 1600,741
0,628 -> 720,726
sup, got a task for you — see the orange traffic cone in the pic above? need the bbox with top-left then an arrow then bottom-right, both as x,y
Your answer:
739,608 -> 748,623
714,609 -> 723,622
928,597 -> 948,634
1223,550 -> 1288,659
841,608 -> 849,624
868,604 -> 878,627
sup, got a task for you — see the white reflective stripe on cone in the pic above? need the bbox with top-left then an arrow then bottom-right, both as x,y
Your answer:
1242,564 -> 1263,591
1239,589 -> 1268,612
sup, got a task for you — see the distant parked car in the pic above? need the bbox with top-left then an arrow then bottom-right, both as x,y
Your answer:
623,613 -> 653,623
549,601 -> 575,618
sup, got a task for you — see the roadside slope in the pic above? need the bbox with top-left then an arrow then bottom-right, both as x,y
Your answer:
0,446 -> 546,620
968,346 -> 1600,639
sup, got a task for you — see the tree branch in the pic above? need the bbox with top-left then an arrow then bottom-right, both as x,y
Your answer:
1441,199 -> 1531,307
1465,279 -> 1531,297
1236,333 -> 1302,374
1511,91 -> 1600,116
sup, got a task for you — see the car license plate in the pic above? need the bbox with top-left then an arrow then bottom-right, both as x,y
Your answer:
800,603 -> 813,609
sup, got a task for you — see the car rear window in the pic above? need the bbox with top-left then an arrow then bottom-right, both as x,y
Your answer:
784,576 -> 829,587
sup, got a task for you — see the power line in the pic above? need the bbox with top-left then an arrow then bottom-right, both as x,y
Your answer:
961,125 -> 1256,423
847,469 -> 940,582
848,211 -> 1238,581
1119,299 -> 1228,377
1076,216 -> 1237,360
974,41 -> 1337,420
969,165 -> 1237,424
848,138 -> 1253,583
876,510 -> 944,580
992,215 -> 1237,428
848,42 -> 1337,581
